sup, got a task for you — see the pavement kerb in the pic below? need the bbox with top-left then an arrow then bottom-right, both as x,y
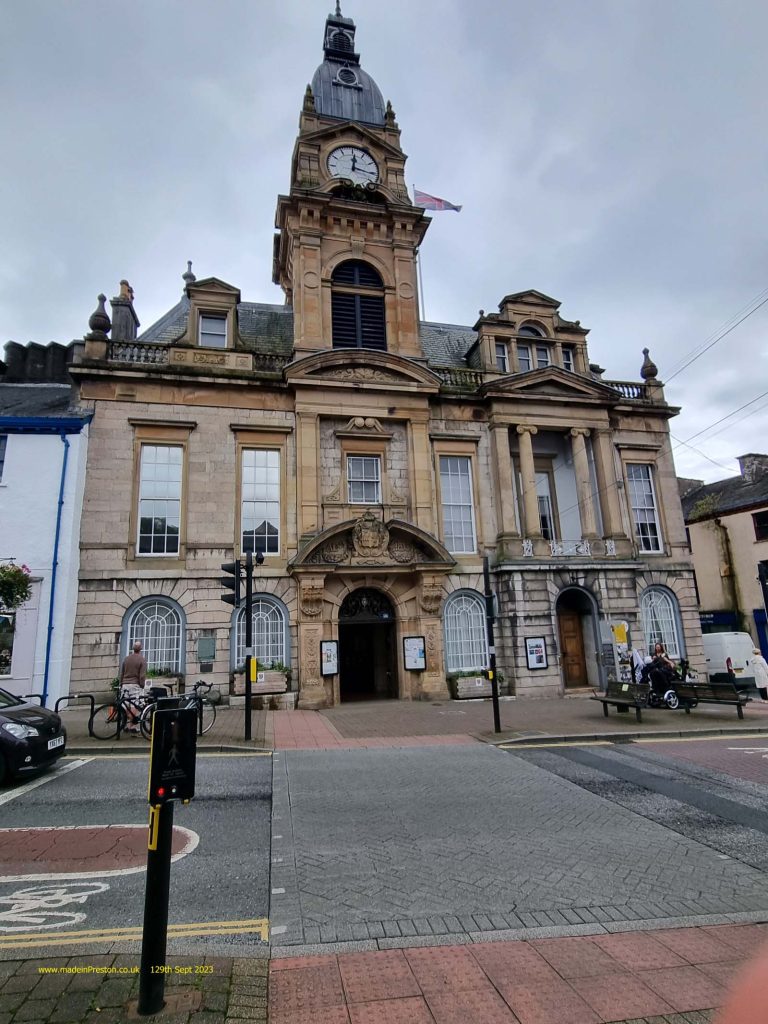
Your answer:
484,724 -> 768,746
66,743 -> 272,756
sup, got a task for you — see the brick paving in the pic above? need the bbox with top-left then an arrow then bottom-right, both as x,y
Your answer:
0,954 -> 267,1022
59,694 -> 768,755
269,746 -> 768,949
268,924 -> 760,1022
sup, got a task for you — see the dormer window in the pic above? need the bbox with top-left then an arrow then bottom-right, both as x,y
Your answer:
517,344 -> 532,372
518,324 -> 544,338
562,346 -> 575,372
199,313 -> 227,349
535,345 -> 550,369
495,341 -> 509,372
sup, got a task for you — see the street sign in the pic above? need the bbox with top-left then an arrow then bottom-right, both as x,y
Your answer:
148,707 -> 198,805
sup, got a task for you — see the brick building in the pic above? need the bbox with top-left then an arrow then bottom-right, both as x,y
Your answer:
65,7 -> 701,705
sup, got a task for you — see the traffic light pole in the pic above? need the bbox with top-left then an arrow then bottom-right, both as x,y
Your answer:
244,551 -> 253,742
483,556 -> 502,734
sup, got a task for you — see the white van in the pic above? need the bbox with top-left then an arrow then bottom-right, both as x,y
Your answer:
701,632 -> 757,691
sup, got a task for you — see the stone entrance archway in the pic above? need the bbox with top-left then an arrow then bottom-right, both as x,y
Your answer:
338,588 -> 397,701
555,586 -> 602,689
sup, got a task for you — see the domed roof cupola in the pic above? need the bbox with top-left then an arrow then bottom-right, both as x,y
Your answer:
310,3 -> 386,126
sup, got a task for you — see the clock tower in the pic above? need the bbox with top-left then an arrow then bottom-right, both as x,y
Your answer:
273,4 -> 429,359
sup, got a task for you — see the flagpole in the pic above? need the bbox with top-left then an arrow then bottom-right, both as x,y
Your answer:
413,184 -> 426,322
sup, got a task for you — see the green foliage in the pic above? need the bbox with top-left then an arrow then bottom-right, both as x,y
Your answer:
689,494 -> 719,522
0,563 -> 32,611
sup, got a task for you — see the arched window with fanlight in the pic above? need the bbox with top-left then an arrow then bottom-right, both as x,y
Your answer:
331,260 -> 387,351
124,598 -> 185,674
235,596 -> 289,669
516,323 -> 550,371
640,586 -> 683,659
443,590 -> 488,673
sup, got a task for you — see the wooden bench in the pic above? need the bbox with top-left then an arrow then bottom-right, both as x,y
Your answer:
674,678 -> 749,719
591,678 -> 650,722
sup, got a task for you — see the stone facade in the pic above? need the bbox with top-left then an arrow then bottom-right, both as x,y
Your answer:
65,8 -> 701,704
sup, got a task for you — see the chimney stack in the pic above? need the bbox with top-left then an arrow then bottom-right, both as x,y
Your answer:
110,280 -> 140,342
737,454 -> 768,483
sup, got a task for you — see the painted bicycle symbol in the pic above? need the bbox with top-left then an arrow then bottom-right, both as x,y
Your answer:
0,882 -> 109,931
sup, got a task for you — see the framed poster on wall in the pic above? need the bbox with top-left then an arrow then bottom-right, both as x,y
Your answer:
403,635 -> 426,672
525,636 -> 547,670
320,640 -> 338,676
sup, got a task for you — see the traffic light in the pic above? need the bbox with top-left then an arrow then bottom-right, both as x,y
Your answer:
220,560 -> 241,607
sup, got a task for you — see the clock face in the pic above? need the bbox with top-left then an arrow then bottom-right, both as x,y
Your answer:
327,146 -> 379,185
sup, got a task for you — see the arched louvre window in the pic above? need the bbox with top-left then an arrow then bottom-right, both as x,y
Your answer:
640,587 -> 682,659
236,598 -> 287,668
331,260 -> 387,351
444,591 -> 488,672
127,600 -> 183,673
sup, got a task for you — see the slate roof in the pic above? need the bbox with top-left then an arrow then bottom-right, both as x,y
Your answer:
139,298 -> 477,368
418,321 -> 477,367
0,384 -> 78,418
681,472 -> 768,520
139,300 -> 294,355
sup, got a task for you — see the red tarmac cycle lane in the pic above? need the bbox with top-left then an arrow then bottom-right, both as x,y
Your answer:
640,735 -> 768,784
0,825 -> 196,879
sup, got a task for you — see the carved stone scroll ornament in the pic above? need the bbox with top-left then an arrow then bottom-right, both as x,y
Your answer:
321,367 -> 403,384
305,536 -> 350,565
420,585 -> 444,615
388,538 -> 416,564
352,511 -> 390,562
299,582 -> 324,617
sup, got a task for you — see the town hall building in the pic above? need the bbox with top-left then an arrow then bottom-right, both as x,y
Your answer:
64,6 -> 702,706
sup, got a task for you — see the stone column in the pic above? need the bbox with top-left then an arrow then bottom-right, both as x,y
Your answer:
296,575 -> 327,709
491,425 -> 519,538
296,412 -> 319,539
410,419 -> 435,533
516,425 -> 541,538
570,428 -> 598,539
592,428 -> 625,538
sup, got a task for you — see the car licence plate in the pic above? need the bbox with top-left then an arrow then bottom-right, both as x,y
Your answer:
48,736 -> 64,750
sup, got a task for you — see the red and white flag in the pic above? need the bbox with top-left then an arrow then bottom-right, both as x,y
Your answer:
413,188 -> 462,212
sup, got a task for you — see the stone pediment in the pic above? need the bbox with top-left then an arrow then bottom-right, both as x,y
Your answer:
298,122 -> 404,160
481,367 -> 619,403
500,289 -> 561,308
291,513 -> 455,571
286,350 -> 441,393
187,277 -> 241,295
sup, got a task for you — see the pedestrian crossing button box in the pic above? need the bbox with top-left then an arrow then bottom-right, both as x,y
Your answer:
148,707 -> 197,805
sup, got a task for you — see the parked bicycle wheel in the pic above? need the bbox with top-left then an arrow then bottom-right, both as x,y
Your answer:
198,699 -> 216,734
139,702 -> 156,741
91,702 -> 125,740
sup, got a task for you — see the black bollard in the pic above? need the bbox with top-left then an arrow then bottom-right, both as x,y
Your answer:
137,801 -> 175,1015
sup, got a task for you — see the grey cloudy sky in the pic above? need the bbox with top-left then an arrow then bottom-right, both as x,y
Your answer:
2,0 -> 766,482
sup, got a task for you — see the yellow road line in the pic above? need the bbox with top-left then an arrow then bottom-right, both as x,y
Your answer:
0,918 -> 269,949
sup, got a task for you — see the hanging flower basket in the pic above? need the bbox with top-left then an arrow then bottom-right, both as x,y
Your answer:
0,564 -> 32,611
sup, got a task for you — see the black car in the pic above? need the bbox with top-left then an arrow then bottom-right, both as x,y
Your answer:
0,688 -> 67,784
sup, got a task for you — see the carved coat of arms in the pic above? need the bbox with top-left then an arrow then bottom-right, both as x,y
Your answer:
352,511 -> 389,562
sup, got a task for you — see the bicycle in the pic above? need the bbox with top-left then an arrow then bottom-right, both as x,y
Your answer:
138,679 -> 217,740
90,689 -> 150,740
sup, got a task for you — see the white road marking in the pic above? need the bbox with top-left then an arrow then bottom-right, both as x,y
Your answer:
0,759 -> 92,807
0,824 -> 200,883
0,881 -> 109,932
727,747 -> 768,758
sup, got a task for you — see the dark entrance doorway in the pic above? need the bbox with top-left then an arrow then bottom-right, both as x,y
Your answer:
339,588 -> 397,701
555,587 -> 601,689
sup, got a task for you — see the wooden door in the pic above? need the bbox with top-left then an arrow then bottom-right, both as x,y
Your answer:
558,612 -> 587,687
